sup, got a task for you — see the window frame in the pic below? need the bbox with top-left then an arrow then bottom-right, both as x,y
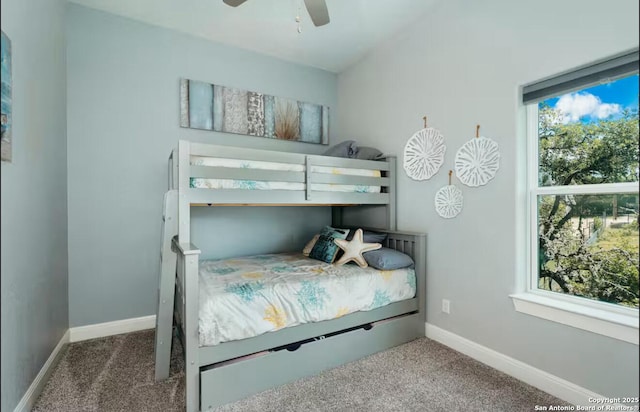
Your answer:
510,100 -> 639,345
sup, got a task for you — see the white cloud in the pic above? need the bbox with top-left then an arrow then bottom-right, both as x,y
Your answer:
554,92 -> 621,123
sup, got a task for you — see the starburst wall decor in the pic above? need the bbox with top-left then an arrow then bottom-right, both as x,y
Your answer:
454,127 -> 500,187
403,126 -> 446,181
434,171 -> 464,219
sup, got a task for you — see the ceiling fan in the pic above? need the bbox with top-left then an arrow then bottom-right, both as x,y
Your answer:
223,0 -> 330,27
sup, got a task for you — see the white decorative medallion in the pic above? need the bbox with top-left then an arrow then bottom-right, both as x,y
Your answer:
454,136 -> 500,187
403,128 -> 446,180
434,185 -> 464,219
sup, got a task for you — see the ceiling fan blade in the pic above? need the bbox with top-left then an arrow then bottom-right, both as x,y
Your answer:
303,0 -> 330,26
223,0 -> 247,7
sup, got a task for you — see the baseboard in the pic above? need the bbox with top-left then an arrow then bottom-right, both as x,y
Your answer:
425,323 -> 606,406
69,315 -> 156,343
14,330 -> 70,412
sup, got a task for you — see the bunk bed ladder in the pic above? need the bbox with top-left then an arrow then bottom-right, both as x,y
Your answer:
154,190 -> 178,381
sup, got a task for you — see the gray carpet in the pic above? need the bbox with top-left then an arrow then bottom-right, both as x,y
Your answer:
33,330 -> 568,411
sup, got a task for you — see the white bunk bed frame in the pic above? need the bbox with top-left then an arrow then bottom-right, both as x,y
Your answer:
155,140 -> 427,411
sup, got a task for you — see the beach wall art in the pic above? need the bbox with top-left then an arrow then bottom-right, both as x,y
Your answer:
1,31 -> 12,162
180,79 -> 329,145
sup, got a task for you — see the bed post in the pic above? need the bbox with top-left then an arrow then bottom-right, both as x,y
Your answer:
178,140 -> 191,243
176,140 -> 200,410
176,242 -> 201,412
414,233 -> 427,331
387,156 -> 397,230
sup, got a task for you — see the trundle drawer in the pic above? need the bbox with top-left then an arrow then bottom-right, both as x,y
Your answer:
199,312 -> 420,410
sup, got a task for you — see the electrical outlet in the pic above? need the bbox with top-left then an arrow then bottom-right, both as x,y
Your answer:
442,299 -> 450,314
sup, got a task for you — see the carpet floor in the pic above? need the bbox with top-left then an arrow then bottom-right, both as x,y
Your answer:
33,329 -> 569,411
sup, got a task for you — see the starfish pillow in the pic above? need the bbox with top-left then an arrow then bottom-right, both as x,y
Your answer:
333,228 -> 382,268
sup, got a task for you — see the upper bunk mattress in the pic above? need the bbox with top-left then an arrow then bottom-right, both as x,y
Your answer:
190,156 -> 382,193
198,252 -> 416,347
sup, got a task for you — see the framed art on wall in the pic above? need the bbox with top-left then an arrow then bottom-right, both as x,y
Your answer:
180,78 -> 329,145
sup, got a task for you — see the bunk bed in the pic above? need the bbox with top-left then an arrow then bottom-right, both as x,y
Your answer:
154,140 -> 427,412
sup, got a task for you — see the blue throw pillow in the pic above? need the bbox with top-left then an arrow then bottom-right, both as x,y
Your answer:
323,140 -> 358,158
309,226 -> 350,263
363,247 -> 414,270
363,230 -> 387,244
355,146 -> 384,160
346,229 -> 387,244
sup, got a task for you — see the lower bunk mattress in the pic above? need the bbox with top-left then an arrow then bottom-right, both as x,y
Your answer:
198,252 -> 416,347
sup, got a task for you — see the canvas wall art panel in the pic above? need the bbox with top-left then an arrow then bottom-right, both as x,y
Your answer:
1,31 -> 12,162
180,79 -> 329,145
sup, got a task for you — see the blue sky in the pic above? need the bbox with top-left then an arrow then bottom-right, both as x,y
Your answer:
543,74 -> 638,123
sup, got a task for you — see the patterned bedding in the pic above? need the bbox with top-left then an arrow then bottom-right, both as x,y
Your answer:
190,156 -> 382,193
198,252 -> 416,346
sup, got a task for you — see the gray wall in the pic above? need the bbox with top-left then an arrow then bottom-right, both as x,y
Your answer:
66,4 -> 335,327
336,0 -> 638,399
192,207 -> 327,261
0,0 -> 68,410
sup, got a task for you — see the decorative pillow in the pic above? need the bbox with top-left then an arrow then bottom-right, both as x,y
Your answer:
334,228 -> 382,268
323,140 -> 358,158
363,247 -> 414,270
346,229 -> 388,244
308,226 -> 350,263
355,146 -> 384,160
364,231 -> 387,243
302,234 -> 320,256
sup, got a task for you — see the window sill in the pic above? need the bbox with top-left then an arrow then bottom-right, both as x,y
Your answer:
510,293 -> 639,345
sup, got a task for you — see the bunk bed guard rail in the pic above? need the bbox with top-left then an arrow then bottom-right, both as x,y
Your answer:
168,140 -> 395,206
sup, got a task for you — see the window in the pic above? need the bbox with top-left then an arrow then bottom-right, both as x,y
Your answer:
512,49 -> 639,344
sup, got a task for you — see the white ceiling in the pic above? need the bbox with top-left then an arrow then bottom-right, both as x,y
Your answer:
67,0 -> 439,73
